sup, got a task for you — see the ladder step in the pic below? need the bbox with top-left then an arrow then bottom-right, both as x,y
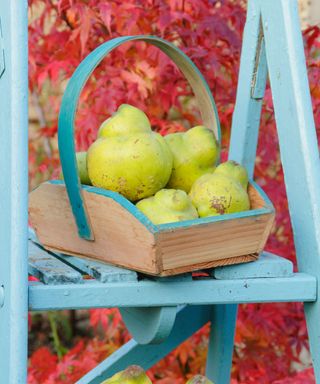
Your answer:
29,227 -> 138,283
28,241 -> 83,285
56,253 -> 138,283
212,252 -> 293,279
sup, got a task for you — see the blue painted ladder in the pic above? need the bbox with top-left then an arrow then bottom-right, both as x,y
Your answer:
27,234 -> 315,384
1,0 -> 320,383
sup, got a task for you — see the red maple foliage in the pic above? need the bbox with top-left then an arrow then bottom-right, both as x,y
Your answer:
27,0 -> 320,383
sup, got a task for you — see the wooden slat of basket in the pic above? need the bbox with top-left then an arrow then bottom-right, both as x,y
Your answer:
156,184 -> 274,273
157,254 -> 259,277
29,182 -> 159,274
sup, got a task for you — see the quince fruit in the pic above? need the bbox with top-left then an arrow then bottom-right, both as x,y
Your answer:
186,375 -> 214,384
136,189 -> 198,225
98,104 -> 151,138
87,104 -> 173,201
101,365 -> 152,384
189,173 -> 250,217
76,151 -> 91,185
165,125 -> 220,193
215,160 -> 249,189
186,375 -> 215,384
60,152 -> 91,185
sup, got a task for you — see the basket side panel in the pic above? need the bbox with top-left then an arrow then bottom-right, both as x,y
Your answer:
158,213 -> 272,271
249,183 -> 275,249
248,184 -> 266,209
29,183 -> 158,274
157,254 -> 258,276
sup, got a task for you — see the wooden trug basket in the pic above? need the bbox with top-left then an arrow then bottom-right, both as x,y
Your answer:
29,35 -> 275,276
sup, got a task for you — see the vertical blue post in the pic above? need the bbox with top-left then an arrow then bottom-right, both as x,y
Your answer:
0,1 -> 29,383
260,0 -> 320,381
206,1 -> 267,382
229,0 -> 267,173
206,305 -> 238,383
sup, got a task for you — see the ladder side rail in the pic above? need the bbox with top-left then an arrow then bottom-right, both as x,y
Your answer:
0,1 -> 29,383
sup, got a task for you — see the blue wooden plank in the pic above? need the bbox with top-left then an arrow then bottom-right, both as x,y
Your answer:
260,0 -> 320,381
0,285 -> 4,308
29,227 -> 138,283
0,17 -> 5,78
228,0 -> 267,177
206,305 -> 238,383
56,254 -> 138,283
28,272 -> 316,311
0,1 -> 29,383
213,252 -> 293,280
28,226 -> 38,243
260,0 -> 320,277
77,305 -> 211,384
206,3 -> 265,381
251,35 -> 268,100
28,241 -> 83,285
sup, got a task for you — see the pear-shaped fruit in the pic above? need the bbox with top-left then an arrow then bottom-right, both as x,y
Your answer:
101,370 -> 122,383
88,104 -> 173,202
136,189 -> 198,225
215,160 -> 249,189
59,152 -> 91,185
76,151 -> 91,185
101,365 -> 152,384
165,125 -> 220,193
98,104 -> 151,138
189,173 -> 250,217
186,375 -> 215,384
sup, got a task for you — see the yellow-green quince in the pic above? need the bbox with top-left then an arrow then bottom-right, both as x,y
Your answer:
76,151 -> 91,185
87,104 -> 173,202
186,375 -> 215,384
136,189 -> 198,225
101,365 -> 152,384
165,125 -> 220,193
60,152 -> 91,185
98,104 -> 151,138
214,160 -> 249,189
189,173 -> 250,217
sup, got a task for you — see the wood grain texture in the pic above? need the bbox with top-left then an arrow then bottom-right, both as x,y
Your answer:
157,215 -> 269,271
157,185 -> 273,273
156,254 -> 258,277
29,182 -> 274,276
248,183 -> 266,209
29,183 -> 158,274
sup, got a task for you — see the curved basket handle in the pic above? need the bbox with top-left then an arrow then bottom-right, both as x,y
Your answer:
58,35 -> 221,240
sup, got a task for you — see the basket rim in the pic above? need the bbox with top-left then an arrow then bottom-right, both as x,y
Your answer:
49,179 -> 275,235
